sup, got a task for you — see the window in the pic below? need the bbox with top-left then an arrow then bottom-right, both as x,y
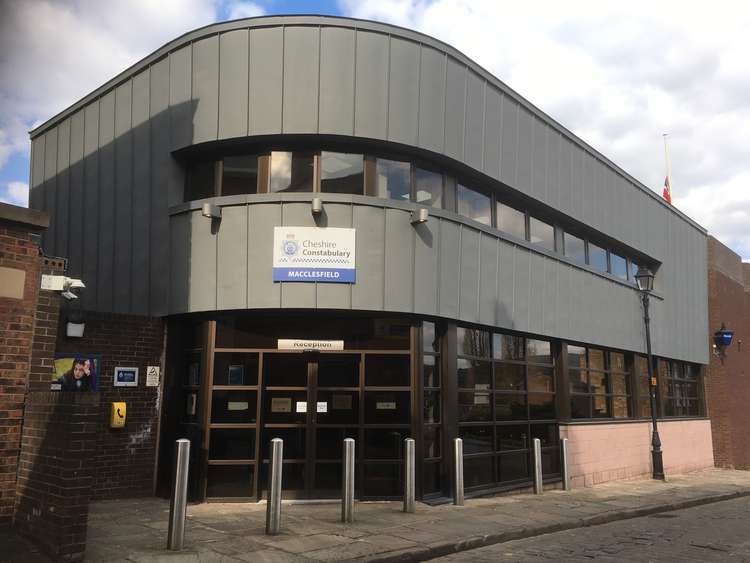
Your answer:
569,345 -> 631,419
610,252 -> 628,280
588,242 -> 608,272
185,159 -> 216,200
496,203 -> 526,239
630,260 -> 640,284
635,355 -> 652,418
375,158 -> 410,201
270,151 -> 314,192
222,155 -> 258,196
414,167 -> 443,208
422,321 -> 442,495
564,232 -> 586,265
529,217 -> 555,251
457,327 -> 558,491
659,360 -> 703,417
320,152 -> 364,194
457,184 -> 491,225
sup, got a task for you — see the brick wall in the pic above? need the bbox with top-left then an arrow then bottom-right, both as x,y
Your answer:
0,218 -> 45,525
56,312 -> 165,499
706,237 -> 750,469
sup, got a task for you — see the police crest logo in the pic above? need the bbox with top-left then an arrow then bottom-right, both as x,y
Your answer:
282,235 -> 299,257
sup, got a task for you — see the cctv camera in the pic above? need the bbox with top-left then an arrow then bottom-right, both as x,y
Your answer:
61,290 -> 79,300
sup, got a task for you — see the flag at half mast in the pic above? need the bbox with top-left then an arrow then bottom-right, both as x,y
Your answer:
662,133 -> 673,205
662,175 -> 672,204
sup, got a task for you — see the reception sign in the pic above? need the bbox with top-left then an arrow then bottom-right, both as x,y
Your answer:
273,227 -> 356,283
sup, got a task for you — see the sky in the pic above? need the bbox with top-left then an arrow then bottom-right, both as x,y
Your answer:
1,0 -> 748,260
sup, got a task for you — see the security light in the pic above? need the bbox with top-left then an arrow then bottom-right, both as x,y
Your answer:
410,208 -> 429,224
201,203 -> 222,219
311,198 -> 323,215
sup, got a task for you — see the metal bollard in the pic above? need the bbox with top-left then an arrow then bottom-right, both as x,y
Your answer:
560,438 -> 570,491
533,438 -> 543,495
266,438 -> 283,535
342,438 -> 355,523
453,438 -> 464,506
403,438 -> 416,513
167,439 -> 190,550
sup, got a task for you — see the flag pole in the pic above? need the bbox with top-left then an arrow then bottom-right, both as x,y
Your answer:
663,133 -> 672,189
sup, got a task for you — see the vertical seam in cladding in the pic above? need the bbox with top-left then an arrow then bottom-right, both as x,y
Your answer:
494,237 -> 500,326
511,244 -> 516,322
529,115 -> 535,198
351,28 -> 357,136
476,232 -> 481,322
382,206 -> 386,310
415,43 -> 422,147
441,52 -> 447,154
216,32 -> 221,141
457,224 -> 463,319
349,203 -> 354,308
65,116 -> 72,266
513,102 -> 520,187
94,100 -> 100,311
460,64 -> 467,162
110,92 -> 117,313
280,27 -> 286,133
245,204 -> 250,309
316,25 -> 322,134
128,78 -> 134,314
435,218 -> 441,314
247,28 -> 252,135
497,93 -> 504,183
385,34 -> 391,140
480,80 -> 486,172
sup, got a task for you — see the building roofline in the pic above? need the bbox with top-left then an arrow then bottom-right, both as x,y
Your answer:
28,14 -> 707,234
0,202 -> 49,230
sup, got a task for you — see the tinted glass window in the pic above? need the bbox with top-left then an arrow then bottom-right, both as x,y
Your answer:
414,167 -> 443,208
529,217 -> 555,251
376,158 -> 410,201
630,260 -> 639,282
588,242 -> 608,272
497,203 -> 526,239
186,160 -> 216,200
457,184 -> 491,225
567,345 -> 586,369
222,155 -> 258,196
564,232 -> 586,264
320,152 -> 364,194
493,334 -> 524,360
611,252 -> 628,280
270,151 -> 314,192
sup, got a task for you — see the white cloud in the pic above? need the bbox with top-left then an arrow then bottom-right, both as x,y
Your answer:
339,0 -> 750,259
1,181 -> 29,207
226,1 -> 265,20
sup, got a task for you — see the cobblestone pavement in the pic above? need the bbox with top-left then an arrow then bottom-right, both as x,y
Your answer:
434,495 -> 750,562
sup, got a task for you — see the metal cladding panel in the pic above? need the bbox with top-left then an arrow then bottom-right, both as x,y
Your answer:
282,26 -> 319,134
97,91 -> 116,312
217,205 -> 248,310
557,141 -> 573,218
131,69 -> 151,315
418,46 -> 446,154
354,31 -> 388,140
169,45 -> 192,150
67,111 -> 85,279
500,96 -> 517,187
55,119 -> 71,260
542,256 -> 558,335
319,27 -> 355,135
438,219 -> 460,319
458,226 -> 479,323
384,208 -> 414,312
387,37 -> 420,146
192,35 -> 219,144
188,211 -> 217,311
31,135 -> 45,189
82,102 -> 99,310
483,87 -> 501,181
151,57 -> 171,315
169,212 -> 189,313
218,29 -> 249,140
42,128 -> 58,256
478,233 -> 498,326
532,118 -> 548,203
516,108 -> 533,195
351,205 -> 385,311
315,203 -> 353,310
513,247 -> 531,333
464,72 -> 485,172
247,204 -> 281,308
114,81 -> 133,313
496,241 -> 515,328
443,58 -> 466,161
249,27 -> 283,135
528,252 -> 546,335
413,221 -> 438,316
546,131 -> 561,210
281,202 -> 317,308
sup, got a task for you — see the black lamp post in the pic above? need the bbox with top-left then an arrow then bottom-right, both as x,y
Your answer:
635,267 -> 665,480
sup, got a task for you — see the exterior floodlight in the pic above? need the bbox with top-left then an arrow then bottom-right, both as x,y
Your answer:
201,203 -> 222,219
410,208 -> 429,224
311,197 -> 323,215
635,267 -> 654,292
713,323 -> 734,359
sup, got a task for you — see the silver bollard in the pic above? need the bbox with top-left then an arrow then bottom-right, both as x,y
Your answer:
533,438 -> 543,494
560,438 -> 570,491
453,438 -> 464,506
342,438 -> 355,523
266,438 -> 283,535
167,439 -> 190,551
403,438 -> 416,513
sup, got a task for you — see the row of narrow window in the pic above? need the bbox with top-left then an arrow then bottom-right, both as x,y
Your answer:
186,150 -> 643,284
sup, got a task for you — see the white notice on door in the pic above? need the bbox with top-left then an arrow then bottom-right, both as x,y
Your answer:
296,401 -> 307,413
227,401 -> 249,411
376,401 -> 396,410
317,401 -> 328,413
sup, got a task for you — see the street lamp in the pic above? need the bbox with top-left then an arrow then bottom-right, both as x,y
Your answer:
635,267 -> 665,480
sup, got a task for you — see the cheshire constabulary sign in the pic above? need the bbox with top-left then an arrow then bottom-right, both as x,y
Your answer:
273,226 -> 356,283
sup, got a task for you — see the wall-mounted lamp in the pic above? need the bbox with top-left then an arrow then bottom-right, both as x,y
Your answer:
410,207 -> 429,225
713,323 -> 734,359
65,307 -> 85,338
311,197 -> 323,215
201,203 -> 222,220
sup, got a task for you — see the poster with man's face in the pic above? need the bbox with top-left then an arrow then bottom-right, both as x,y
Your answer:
51,354 -> 99,391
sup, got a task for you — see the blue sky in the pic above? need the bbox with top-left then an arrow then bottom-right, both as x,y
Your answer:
1,0 -> 748,259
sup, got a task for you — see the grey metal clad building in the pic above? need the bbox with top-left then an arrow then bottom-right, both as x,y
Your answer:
29,16 -> 711,501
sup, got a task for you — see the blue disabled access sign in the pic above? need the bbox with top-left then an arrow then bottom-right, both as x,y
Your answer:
273,226 -> 356,283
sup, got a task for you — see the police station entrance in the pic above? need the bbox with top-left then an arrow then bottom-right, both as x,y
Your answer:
160,313 -> 419,502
